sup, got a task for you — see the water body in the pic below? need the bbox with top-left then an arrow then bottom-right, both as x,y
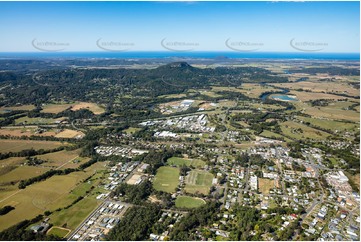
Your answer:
270,94 -> 298,101
0,51 -> 359,60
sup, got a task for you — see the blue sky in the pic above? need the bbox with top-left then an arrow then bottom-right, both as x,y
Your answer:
0,1 -> 359,52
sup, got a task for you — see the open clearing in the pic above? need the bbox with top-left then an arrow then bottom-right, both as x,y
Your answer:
289,90 -> 356,102
55,129 -> 85,139
0,127 -> 56,137
175,196 -> 206,208
280,121 -> 331,140
35,149 -> 86,169
153,166 -> 179,193
47,226 -> 71,238
295,101 -> 360,122
0,162 -> 103,231
296,116 -> 359,132
184,170 -> 214,195
258,178 -> 275,194
14,116 -> 66,125
167,157 -> 206,168
0,105 -> 35,113
70,102 -> 105,115
0,139 -> 66,153
274,81 -> 360,97
41,104 -> 73,114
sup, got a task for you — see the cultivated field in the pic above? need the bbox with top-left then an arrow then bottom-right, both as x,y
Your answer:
175,196 -> 206,208
0,139 -> 66,153
41,102 -> 105,115
184,170 -> 214,195
153,166 -> 180,193
167,157 -> 206,168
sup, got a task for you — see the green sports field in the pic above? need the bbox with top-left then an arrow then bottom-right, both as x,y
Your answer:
175,196 -> 206,208
153,166 -> 180,193
184,170 -> 214,195
167,157 -> 206,168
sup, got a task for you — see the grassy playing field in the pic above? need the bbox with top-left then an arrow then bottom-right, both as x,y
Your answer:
167,157 -> 206,168
153,166 -> 180,193
258,178 -> 275,194
175,196 -> 206,208
184,170 -> 214,195
47,227 -> 71,238
0,139 -> 66,153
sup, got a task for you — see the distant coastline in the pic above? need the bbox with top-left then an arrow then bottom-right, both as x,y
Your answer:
0,51 -> 359,60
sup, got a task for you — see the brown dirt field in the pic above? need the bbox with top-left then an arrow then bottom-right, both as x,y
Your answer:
55,129 -> 85,139
199,102 -> 216,110
41,104 -> 73,114
0,139 -> 66,153
127,174 -> 142,185
70,102 -> 105,114
0,128 -> 56,137
258,178 -> 275,194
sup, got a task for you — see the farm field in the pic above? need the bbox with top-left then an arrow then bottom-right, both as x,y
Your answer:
0,139 -> 66,153
258,178 -> 275,194
0,127 -> 56,137
0,105 -> 35,113
184,170 -> 214,195
175,196 -> 206,208
49,197 -> 100,232
153,166 -> 180,193
280,121 -> 331,140
273,81 -> 360,97
70,102 -> 105,115
41,103 -> 73,114
0,162 -> 103,231
295,101 -> 360,122
167,157 -> 206,168
295,116 -> 359,132
55,129 -> 85,139
288,90 -> 356,102
259,130 -> 290,142
123,127 -> 142,134
14,116 -> 66,125
35,149 -> 85,169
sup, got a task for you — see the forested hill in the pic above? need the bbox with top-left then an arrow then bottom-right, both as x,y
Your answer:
0,62 -> 287,106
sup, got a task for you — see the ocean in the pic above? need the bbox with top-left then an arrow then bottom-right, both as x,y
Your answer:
0,51 -> 359,60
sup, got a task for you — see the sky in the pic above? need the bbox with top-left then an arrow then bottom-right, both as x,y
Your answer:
0,1 -> 359,53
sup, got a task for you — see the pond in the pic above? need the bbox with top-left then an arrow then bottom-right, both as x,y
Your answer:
270,94 -> 298,101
